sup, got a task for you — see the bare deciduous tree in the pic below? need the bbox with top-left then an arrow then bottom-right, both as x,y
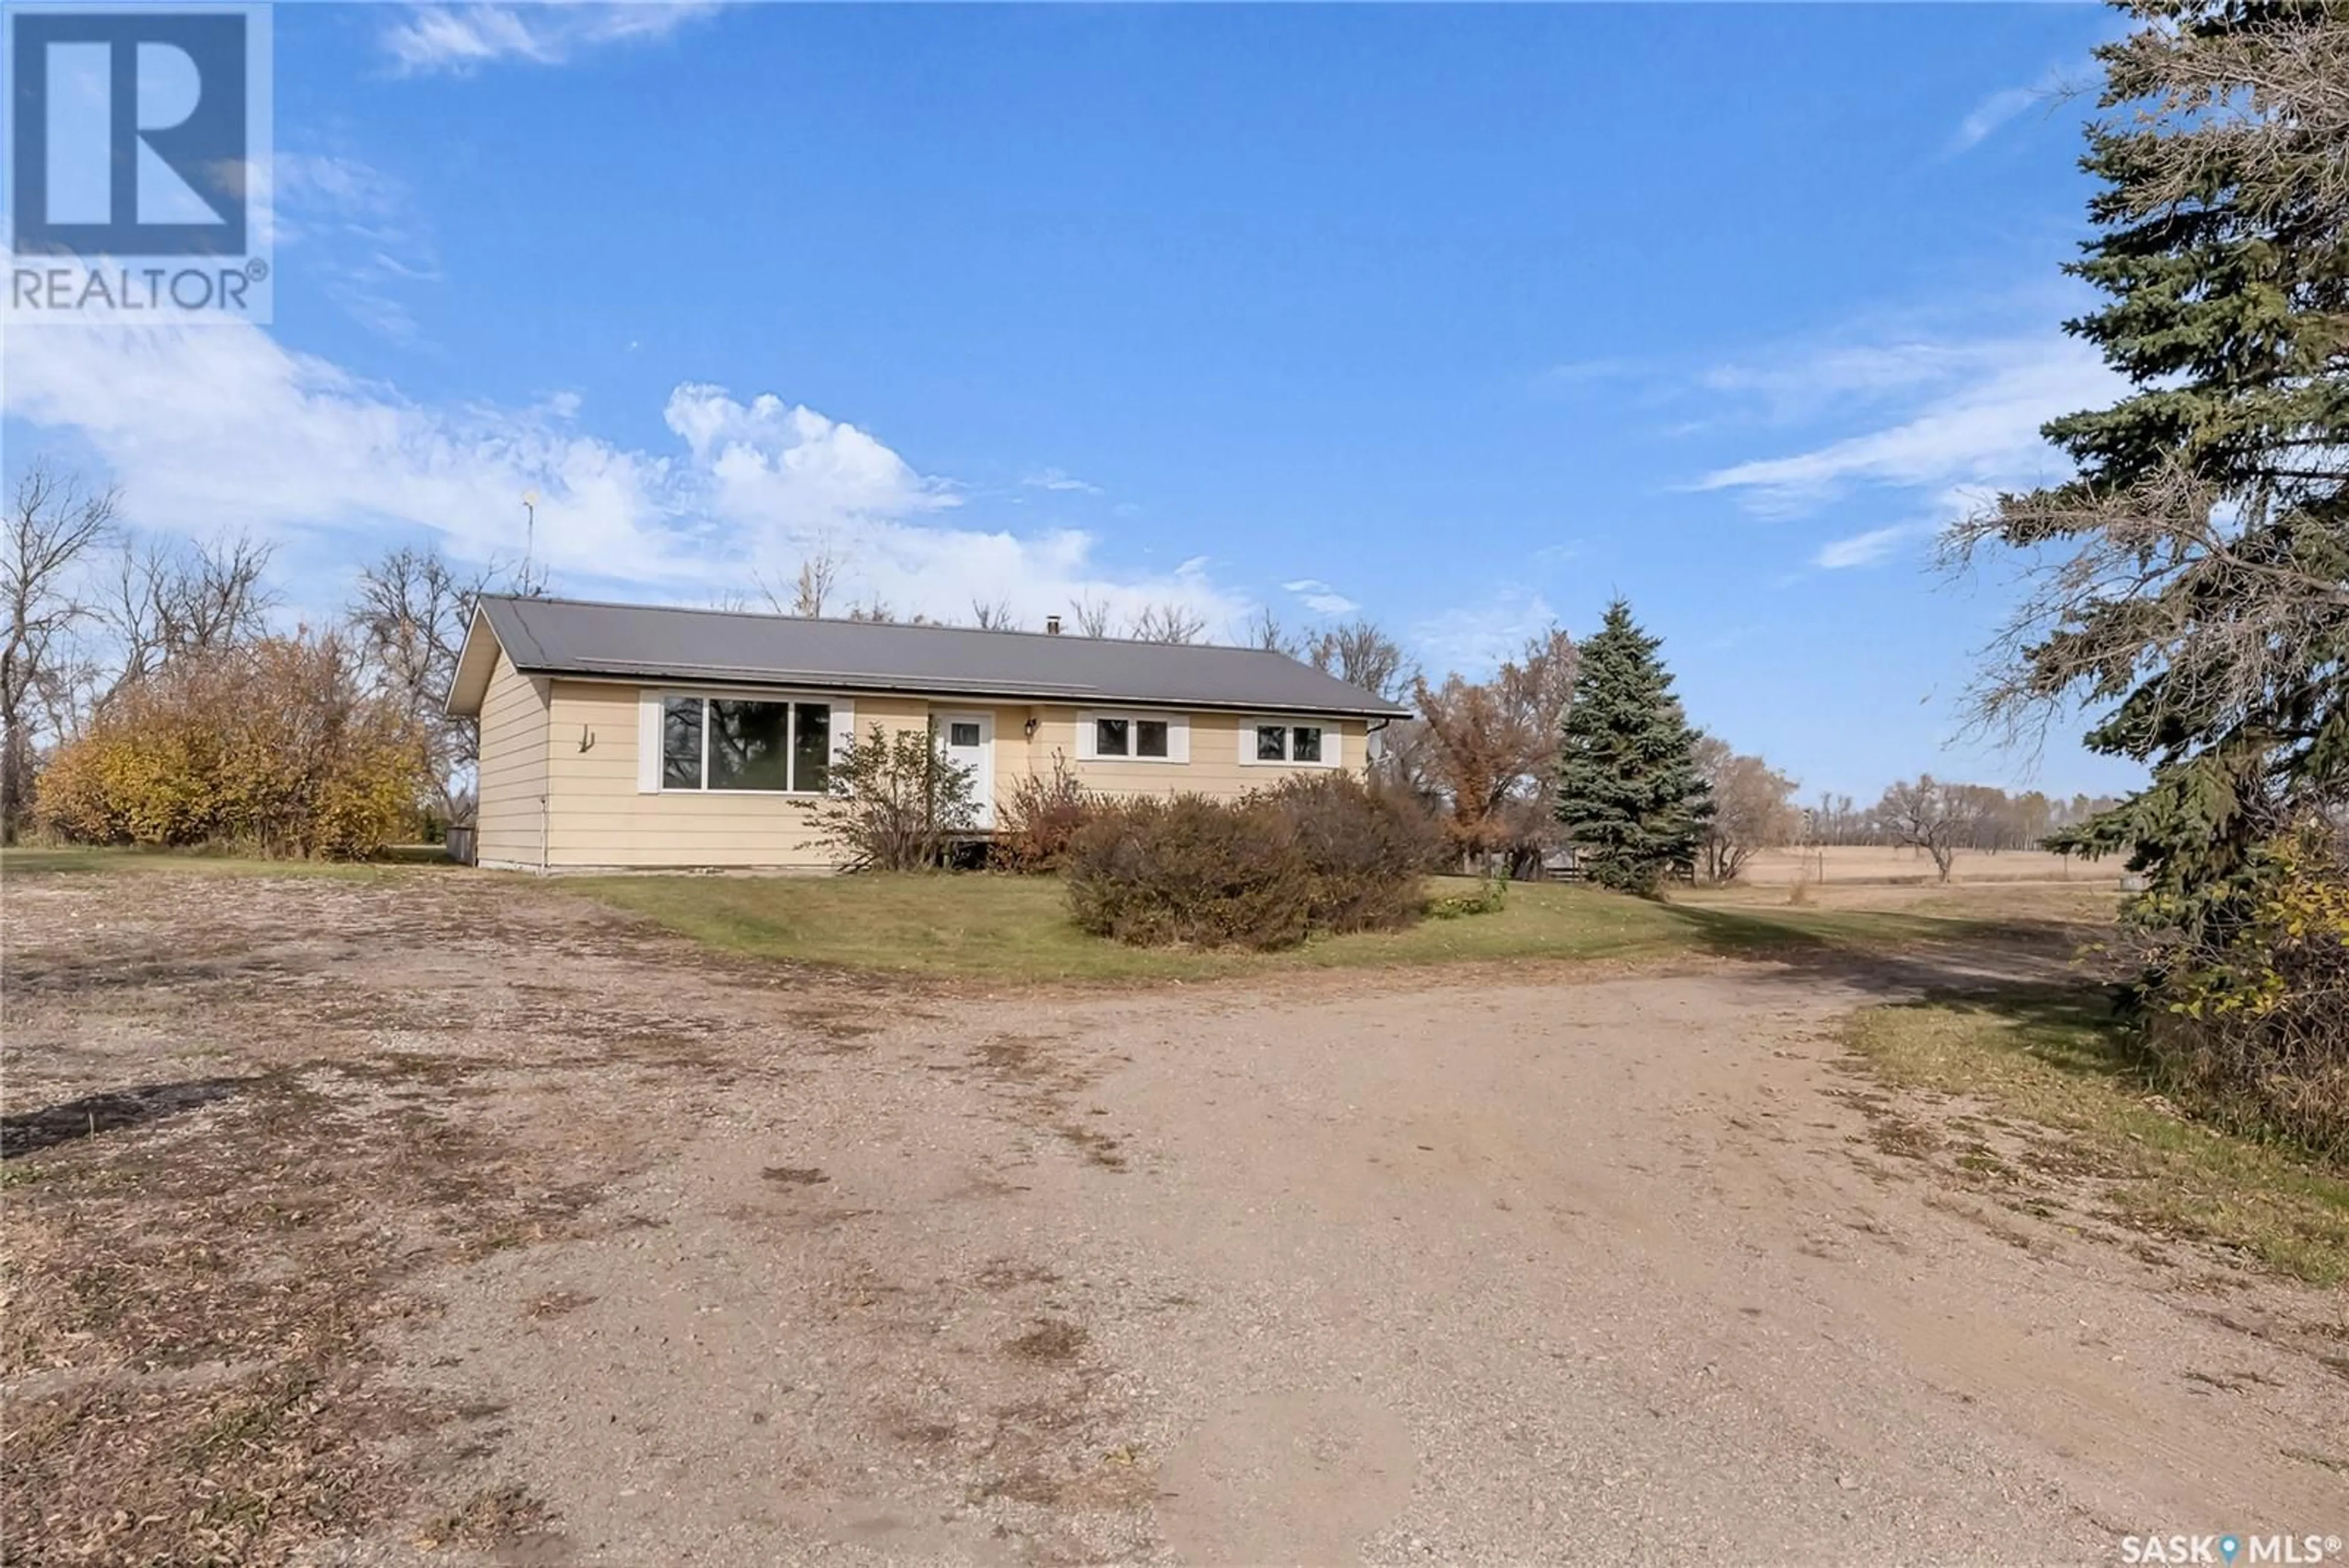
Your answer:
2,461 -> 116,841
1876,775 -> 1984,882
1794,782 -> 2114,852
1307,618 -> 1412,704
760,548 -> 842,619
1248,607 -> 1300,656
1067,593 -> 1116,639
103,532 -> 276,693
1693,735 -> 1800,883
1129,601 -> 1208,645
351,545 -> 489,824
970,598 -> 1017,631
1400,626 -> 1576,873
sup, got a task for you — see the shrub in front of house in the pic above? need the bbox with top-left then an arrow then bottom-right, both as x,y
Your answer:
1258,771 -> 1448,934
36,634 -> 426,860
1065,793 -> 1312,948
993,751 -> 1099,874
1064,774 -> 1441,949
811,723 -> 979,872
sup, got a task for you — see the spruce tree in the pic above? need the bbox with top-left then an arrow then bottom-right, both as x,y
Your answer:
1953,2 -> 2349,945
1554,599 -> 1712,893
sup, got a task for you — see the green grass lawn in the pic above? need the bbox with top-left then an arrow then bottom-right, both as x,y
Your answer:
567,871 -> 2072,986
1845,989 -> 2349,1285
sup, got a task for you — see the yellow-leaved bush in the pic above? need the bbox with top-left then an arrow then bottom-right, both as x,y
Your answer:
38,634 -> 428,860
2147,820 -> 2349,1159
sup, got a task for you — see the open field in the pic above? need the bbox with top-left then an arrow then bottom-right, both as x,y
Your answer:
4,866 -> 2343,1565
1742,844 -> 2122,886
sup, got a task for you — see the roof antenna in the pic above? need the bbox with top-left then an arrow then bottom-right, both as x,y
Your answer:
521,488 -> 540,595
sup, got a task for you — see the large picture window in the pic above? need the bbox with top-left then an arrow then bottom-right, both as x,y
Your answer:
661,696 -> 833,792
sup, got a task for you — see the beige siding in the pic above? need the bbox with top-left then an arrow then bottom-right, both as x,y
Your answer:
1005,706 -> 1368,803
474,647 -> 550,868
540,681 -> 930,869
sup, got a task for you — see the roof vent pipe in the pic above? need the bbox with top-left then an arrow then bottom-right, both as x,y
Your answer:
1045,614 -> 1061,636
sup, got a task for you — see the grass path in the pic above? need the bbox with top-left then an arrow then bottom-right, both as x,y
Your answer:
1844,990 -> 2349,1285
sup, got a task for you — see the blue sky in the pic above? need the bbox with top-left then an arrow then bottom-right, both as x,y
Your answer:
2,2 -> 2144,800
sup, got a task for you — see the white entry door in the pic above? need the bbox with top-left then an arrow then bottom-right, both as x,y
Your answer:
940,712 -> 994,828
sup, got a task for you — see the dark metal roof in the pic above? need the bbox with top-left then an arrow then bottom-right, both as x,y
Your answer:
455,595 -> 1411,718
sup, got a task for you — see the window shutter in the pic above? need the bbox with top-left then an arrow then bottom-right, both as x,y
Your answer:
1167,714 -> 1190,764
1075,712 -> 1097,762
1322,724 -> 1340,768
636,691 -> 663,792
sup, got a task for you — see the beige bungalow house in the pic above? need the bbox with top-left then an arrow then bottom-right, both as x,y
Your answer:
445,595 -> 1410,871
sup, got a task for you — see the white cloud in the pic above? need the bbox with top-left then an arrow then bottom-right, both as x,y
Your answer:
380,2 -> 721,75
1693,334 -> 2117,519
1813,522 -> 1931,571
1951,56 -> 2100,154
265,152 -> 439,344
1953,85 -> 2041,154
663,383 -> 954,533
1,325 -> 1246,635
1020,467 -> 1100,495
7,324 -> 677,576
1280,578 -> 1360,617
1698,341 -> 1986,410
1411,587 -> 1559,676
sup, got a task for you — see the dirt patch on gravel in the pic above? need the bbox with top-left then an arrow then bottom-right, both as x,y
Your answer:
1,871 -> 881,1564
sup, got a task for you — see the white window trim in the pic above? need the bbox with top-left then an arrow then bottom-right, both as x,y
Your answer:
1075,709 -> 1190,764
636,687 -> 854,795
1238,716 -> 1342,768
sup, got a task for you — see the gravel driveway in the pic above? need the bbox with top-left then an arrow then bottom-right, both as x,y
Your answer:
4,872 -> 2342,1566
